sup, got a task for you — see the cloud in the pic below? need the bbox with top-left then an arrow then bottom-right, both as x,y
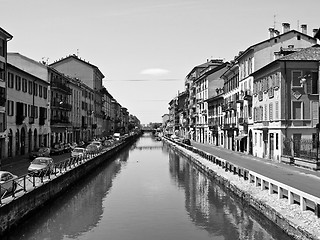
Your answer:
140,68 -> 170,76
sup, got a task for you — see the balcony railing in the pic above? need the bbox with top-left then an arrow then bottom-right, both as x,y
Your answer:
51,82 -> 72,95
51,116 -> 70,125
51,101 -> 72,111
238,117 -> 248,125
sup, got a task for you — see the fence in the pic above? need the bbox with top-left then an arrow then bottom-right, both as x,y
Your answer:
283,137 -> 319,161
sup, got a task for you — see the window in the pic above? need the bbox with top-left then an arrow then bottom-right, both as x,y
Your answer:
39,85 -> 43,98
7,100 -> 14,116
275,133 -> 279,150
260,133 -> 262,147
311,72 -> 318,94
292,101 -> 302,119
0,39 -> 4,57
33,83 -> 38,96
292,71 -> 302,87
275,101 -> 279,120
264,104 -> 267,121
297,35 -> 301,40
22,78 -> 27,92
8,72 -> 14,88
269,103 -> 273,121
15,75 -> 21,91
28,81 -> 33,94
43,87 -> 47,99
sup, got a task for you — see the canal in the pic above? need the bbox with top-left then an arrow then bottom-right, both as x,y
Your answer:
4,133 -> 293,240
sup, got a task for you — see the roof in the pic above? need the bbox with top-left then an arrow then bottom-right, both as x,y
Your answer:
251,45 -> 320,77
50,54 -> 105,78
0,27 -> 13,40
186,59 -> 224,78
278,44 -> 320,61
235,29 -> 316,61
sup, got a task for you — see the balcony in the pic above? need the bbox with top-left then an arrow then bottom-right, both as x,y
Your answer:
51,116 -> 70,125
223,123 -> 237,130
51,82 -> 72,95
201,109 -> 207,115
51,101 -> 72,111
238,117 -> 248,125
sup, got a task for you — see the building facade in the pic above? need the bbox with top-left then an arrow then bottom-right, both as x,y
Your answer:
0,27 -> 12,161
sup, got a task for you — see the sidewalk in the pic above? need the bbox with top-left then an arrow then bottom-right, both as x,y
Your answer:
189,140 -> 320,198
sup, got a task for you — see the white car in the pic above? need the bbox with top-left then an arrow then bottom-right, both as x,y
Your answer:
28,157 -> 54,176
71,147 -> 86,157
91,141 -> 102,150
0,171 -> 18,196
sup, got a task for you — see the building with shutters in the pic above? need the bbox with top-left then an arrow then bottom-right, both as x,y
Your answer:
252,45 -> 320,161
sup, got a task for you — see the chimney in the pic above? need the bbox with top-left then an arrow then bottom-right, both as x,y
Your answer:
274,29 -> 280,36
269,28 -> 275,38
282,23 -> 290,33
313,28 -> 319,37
301,24 -> 307,35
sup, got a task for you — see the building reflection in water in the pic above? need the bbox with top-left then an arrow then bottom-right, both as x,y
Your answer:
167,149 -> 293,240
4,149 -> 130,240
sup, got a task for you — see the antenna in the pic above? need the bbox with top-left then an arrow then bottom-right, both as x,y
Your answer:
77,49 -> 79,57
273,14 -> 276,29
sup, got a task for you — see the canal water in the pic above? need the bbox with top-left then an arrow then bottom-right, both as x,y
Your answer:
4,133 -> 293,240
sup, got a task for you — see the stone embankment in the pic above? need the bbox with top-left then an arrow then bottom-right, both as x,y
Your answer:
165,138 -> 320,240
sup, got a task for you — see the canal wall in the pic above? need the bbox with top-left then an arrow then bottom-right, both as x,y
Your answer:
165,139 -> 319,240
0,135 -> 140,236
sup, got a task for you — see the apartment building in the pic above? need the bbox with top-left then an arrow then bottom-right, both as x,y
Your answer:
6,62 -> 50,158
252,45 -> 320,162
194,60 -> 229,144
0,27 -> 12,160
7,53 -> 51,155
49,68 -> 72,145
68,77 -> 82,143
206,88 -> 224,146
50,55 -> 105,139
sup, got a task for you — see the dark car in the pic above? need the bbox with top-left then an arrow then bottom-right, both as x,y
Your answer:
63,143 -> 72,153
182,138 -> 191,146
50,143 -> 64,155
29,147 -> 51,160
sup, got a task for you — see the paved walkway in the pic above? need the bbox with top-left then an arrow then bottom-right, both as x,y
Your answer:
190,141 -> 320,198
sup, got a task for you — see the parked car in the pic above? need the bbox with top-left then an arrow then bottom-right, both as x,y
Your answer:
86,144 -> 99,154
63,143 -> 72,153
182,138 -> 191,146
71,147 -> 86,158
70,142 -> 78,150
91,141 -> 102,150
0,171 -> 18,196
170,135 -> 179,141
50,143 -> 64,155
77,141 -> 85,148
28,157 -> 54,176
29,147 -> 51,160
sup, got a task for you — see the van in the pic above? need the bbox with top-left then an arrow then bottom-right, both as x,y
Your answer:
113,133 -> 120,141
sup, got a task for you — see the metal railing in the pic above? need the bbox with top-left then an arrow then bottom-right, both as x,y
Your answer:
0,147 -> 109,205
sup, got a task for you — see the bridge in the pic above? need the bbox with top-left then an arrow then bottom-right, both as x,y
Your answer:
141,127 -> 157,133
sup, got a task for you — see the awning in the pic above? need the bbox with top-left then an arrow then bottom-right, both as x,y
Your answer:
234,134 -> 247,140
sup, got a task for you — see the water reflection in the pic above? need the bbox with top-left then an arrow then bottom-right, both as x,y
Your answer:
4,149 -> 130,240
168,149 -> 293,240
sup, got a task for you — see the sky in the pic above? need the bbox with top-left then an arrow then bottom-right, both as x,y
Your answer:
1,0 -> 319,124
